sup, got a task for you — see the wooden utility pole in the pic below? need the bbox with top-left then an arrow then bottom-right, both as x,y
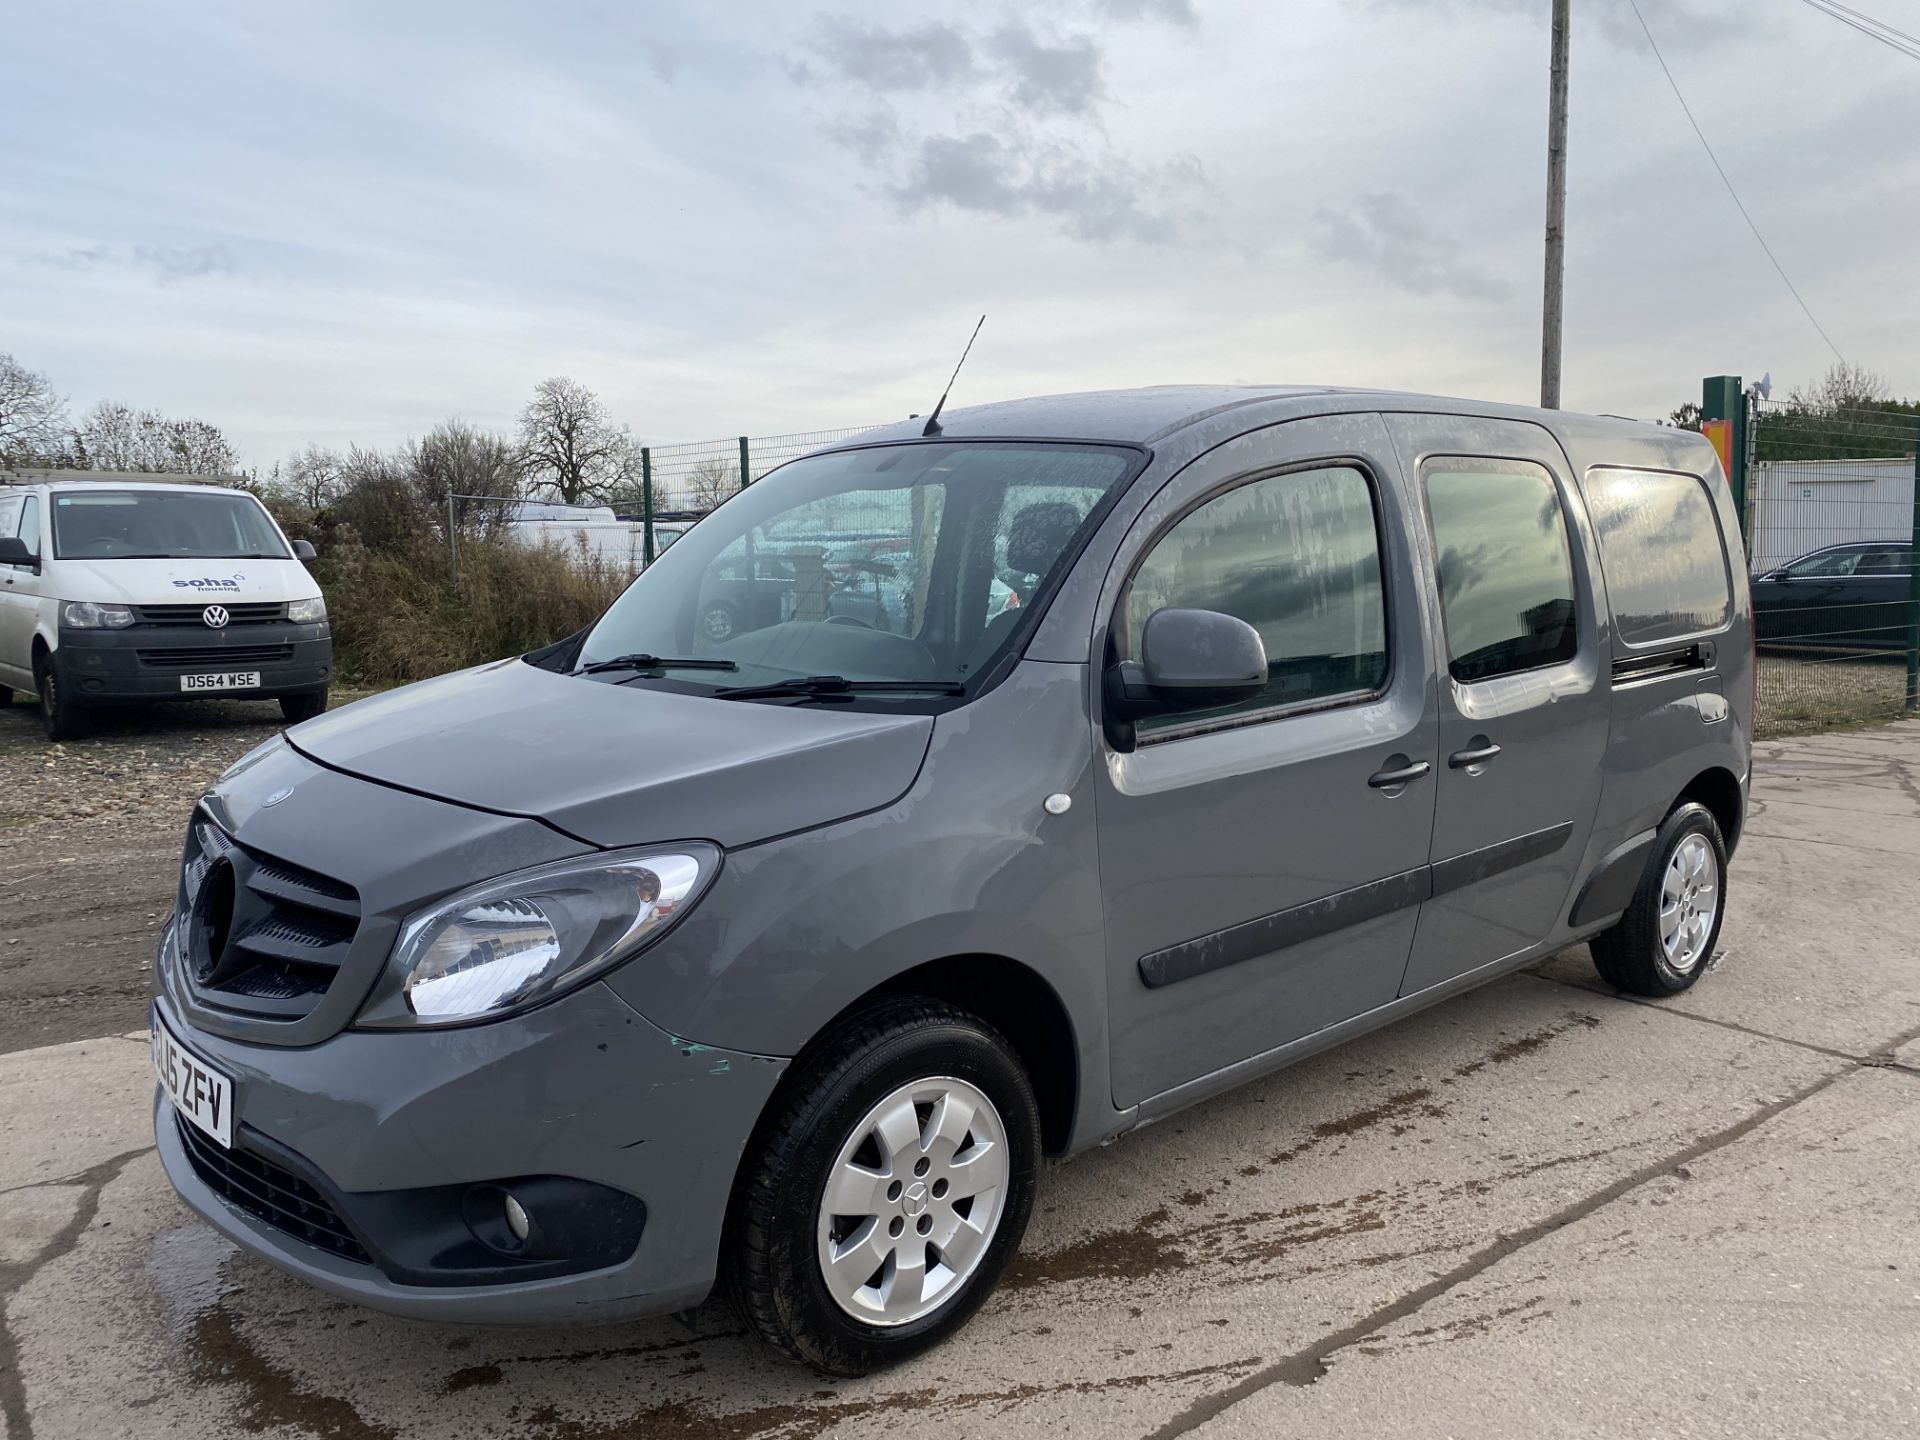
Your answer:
1540,0 -> 1570,410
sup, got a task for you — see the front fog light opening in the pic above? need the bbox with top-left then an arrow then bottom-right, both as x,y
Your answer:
462,1184 -> 537,1258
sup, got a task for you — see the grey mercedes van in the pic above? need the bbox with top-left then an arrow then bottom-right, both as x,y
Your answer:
151,387 -> 1750,1374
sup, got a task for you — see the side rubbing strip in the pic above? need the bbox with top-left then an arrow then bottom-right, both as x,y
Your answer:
1138,867 -> 1431,991
1429,821 -> 1575,899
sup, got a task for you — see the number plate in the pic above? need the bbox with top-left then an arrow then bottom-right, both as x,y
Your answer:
179,672 -> 261,692
152,1004 -> 234,1148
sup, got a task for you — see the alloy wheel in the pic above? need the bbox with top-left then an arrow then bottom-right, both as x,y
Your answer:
1659,833 -> 1719,973
814,1076 -> 1009,1327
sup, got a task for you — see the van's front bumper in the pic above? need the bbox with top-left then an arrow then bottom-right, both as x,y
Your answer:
151,981 -> 787,1323
54,622 -> 332,702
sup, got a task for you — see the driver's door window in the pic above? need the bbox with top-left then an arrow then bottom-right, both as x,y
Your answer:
1121,465 -> 1388,736
1788,550 -> 1862,579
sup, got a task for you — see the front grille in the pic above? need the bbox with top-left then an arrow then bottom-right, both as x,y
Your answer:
175,1116 -> 371,1265
183,818 -> 360,1020
139,643 -> 297,669
135,602 -> 287,626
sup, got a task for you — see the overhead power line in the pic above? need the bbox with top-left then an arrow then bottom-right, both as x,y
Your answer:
1795,0 -> 1920,62
1624,0 -> 1847,364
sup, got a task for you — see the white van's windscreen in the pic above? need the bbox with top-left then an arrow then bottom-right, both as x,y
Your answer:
51,491 -> 290,561
1584,468 -> 1733,648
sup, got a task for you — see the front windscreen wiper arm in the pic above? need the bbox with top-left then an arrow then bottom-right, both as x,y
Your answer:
712,675 -> 967,701
574,653 -> 739,675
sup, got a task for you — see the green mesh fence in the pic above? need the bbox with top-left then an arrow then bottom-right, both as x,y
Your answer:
634,426 -> 879,514
1747,402 -> 1918,738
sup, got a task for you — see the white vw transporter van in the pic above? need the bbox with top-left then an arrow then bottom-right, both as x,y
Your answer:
0,473 -> 332,740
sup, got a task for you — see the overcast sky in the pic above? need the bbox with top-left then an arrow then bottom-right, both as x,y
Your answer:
5,0 -> 1916,468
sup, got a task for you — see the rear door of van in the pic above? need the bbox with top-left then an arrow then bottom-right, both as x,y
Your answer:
1385,415 -> 1610,994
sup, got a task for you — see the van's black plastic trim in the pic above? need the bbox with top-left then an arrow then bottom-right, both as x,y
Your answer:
1611,642 -> 1709,687
1429,821 -> 1575,898
1567,827 -> 1658,927
1139,819 -> 1577,990
1138,867 -> 1430,990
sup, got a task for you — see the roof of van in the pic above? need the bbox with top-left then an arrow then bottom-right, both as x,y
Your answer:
840,385 -> 1665,448
1,469 -> 250,494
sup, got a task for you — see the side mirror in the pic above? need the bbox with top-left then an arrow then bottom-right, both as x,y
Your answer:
1108,607 -> 1269,723
0,536 -> 38,572
291,539 -> 317,562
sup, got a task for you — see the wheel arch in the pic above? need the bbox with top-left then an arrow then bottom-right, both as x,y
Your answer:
1676,766 -> 1744,855
777,953 -> 1080,1157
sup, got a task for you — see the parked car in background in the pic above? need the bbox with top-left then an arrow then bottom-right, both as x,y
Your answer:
150,389 -> 1749,1376
0,473 -> 332,740
1751,540 -> 1915,650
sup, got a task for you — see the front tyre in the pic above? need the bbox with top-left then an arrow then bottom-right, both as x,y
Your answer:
279,689 -> 329,724
1590,801 -> 1728,997
725,997 -> 1040,1375
34,654 -> 85,742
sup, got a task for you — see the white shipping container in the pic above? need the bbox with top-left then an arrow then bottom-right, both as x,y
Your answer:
1748,456 -> 1914,574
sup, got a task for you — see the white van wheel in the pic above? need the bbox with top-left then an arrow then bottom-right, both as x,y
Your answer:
33,655 -> 85,742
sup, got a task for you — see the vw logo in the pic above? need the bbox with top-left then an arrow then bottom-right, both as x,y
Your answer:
202,605 -> 230,629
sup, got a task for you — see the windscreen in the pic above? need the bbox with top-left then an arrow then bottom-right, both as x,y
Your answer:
578,442 -> 1135,697
51,490 -> 289,561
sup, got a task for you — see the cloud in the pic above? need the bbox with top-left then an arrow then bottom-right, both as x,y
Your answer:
822,109 -> 903,164
803,17 -> 976,91
1094,0 -> 1200,28
40,243 -> 239,283
987,22 -> 1105,117
1310,194 -> 1510,301
798,10 -> 1200,243
887,131 -> 1202,243
1353,0 -> 1722,47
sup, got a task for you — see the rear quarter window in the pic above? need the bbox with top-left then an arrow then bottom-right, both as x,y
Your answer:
1585,467 -> 1733,647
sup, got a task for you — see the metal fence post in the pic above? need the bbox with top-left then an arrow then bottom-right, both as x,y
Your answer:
1907,418 -> 1920,712
446,490 -> 458,581
739,435 -> 751,489
641,447 -> 655,566
1702,375 -> 1747,547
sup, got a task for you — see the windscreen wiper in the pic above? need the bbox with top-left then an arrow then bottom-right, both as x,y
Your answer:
574,653 -> 739,676
712,674 -> 967,702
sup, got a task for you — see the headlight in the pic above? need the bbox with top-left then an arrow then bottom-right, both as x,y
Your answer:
287,596 -> 327,623
62,600 -> 135,629
355,845 -> 720,1028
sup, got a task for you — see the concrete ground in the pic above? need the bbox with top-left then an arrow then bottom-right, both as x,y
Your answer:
2,725 -> 1917,1440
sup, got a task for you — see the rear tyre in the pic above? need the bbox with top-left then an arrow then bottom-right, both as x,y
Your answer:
0,685 -> 12,707
1590,802 -> 1727,997
34,653 -> 85,742
725,996 -> 1040,1376
279,689 -> 329,724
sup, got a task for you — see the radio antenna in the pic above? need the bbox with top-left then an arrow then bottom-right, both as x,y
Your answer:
921,314 -> 985,437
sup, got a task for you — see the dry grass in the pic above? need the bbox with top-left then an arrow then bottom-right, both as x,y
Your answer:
1755,650 -> 1914,739
316,534 -> 628,685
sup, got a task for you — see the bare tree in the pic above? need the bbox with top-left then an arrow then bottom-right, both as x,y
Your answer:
279,445 -> 347,512
410,420 -> 521,539
516,377 -> 631,506
73,400 -> 242,474
0,353 -> 70,460
684,456 -> 740,514
1787,362 -> 1896,413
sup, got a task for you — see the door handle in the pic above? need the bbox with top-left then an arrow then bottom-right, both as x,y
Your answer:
1367,759 -> 1432,789
1448,741 -> 1503,769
